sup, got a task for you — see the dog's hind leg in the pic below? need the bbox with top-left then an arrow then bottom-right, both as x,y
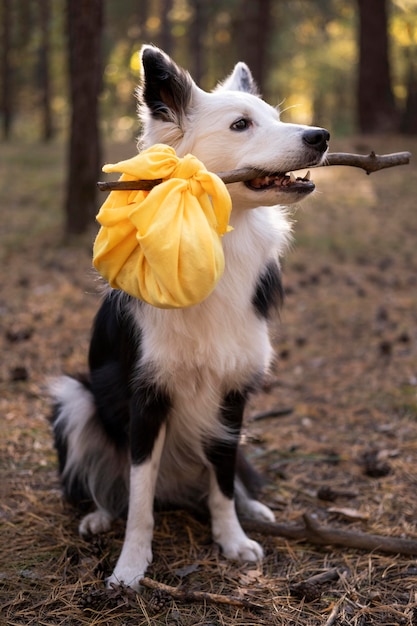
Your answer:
235,479 -> 275,523
50,375 -> 129,532
79,508 -> 114,536
234,449 -> 276,522
106,380 -> 170,591
205,390 -> 264,561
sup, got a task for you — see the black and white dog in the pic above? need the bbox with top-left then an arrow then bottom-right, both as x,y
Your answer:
50,46 -> 329,590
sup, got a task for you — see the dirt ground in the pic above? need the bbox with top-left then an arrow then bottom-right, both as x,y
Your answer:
1,135 -> 416,625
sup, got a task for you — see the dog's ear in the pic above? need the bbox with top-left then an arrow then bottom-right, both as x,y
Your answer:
217,62 -> 259,95
140,46 -> 194,123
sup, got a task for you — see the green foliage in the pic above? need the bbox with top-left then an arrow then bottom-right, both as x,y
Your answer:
267,1 -> 357,133
391,0 -> 417,104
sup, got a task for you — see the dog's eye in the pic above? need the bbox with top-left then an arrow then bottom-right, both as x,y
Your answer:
230,118 -> 251,131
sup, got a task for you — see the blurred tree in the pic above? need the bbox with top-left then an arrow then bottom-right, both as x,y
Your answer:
17,0 -> 32,46
39,0 -> 53,141
159,0 -> 174,55
393,0 -> 417,135
402,51 -> 417,133
233,0 -> 274,93
1,0 -> 12,139
189,0 -> 207,84
65,0 -> 103,235
3,0 -> 416,145
357,0 -> 398,132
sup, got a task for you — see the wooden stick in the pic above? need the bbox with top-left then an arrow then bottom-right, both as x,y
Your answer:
290,567 -> 345,601
242,513 -> 417,556
251,407 -> 294,421
324,150 -> 411,174
97,151 -> 411,192
97,178 -> 163,191
139,576 -> 264,611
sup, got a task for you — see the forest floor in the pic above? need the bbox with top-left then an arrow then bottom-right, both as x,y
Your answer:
1,135 -> 417,626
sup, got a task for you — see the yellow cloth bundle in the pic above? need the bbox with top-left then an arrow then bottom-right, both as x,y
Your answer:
93,144 -> 232,308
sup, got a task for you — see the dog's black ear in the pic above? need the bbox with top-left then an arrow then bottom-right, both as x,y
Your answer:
140,46 -> 193,122
217,62 -> 259,95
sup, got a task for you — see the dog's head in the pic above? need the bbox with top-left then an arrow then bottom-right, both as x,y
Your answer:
138,46 -> 329,208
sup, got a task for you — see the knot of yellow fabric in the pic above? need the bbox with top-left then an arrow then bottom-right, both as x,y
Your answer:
93,144 -> 232,308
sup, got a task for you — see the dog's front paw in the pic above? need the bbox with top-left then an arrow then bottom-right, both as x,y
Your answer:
106,543 -> 153,591
221,536 -> 264,562
106,567 -> 145,592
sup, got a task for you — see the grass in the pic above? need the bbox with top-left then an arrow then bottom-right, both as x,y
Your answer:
1,135 -> 417,625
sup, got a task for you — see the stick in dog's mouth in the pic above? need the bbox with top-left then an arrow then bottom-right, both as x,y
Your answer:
245,170 -> 314,193
97,152 -> 411,193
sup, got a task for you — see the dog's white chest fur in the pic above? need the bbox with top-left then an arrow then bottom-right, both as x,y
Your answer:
127,206 -> 291,505
134,206 -> 290,393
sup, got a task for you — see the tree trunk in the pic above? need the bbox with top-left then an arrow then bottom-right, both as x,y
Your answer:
158,0 -> 173,56
39,0 -> 53,142
357,0 -> 398,133
189,0 -> 207,84
65,0 -> 103,235
401,51 -> 417,134
1,0 -> 12,139
233,0 -> 273,95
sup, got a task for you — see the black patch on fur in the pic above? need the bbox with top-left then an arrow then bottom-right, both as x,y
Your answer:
236,448 -> 264,498
130,379 -> 171,465
141,46 -> 193,122
205,389 -> 247,499
252,261 -> 284,319
88,290 -> 140,448
89,290 -> 171,464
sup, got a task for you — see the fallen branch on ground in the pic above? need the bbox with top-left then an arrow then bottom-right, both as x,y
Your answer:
251,407 -> 294,421
290,567 -> 346,601
242,513 -> 417,556
97,151 -> 411,192
139,576 -> 264,611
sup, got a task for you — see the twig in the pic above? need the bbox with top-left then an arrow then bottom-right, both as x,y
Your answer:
139,576 -> 264,611
97,151 -> 411,192
324,595 -> 347,626
242,513 -> 417,556
290,567 -> 345,601
251,407 -> 294,421
97,178 -> 163,191
324,150 -> 411,174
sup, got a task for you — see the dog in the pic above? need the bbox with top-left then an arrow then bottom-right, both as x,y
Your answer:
50,45 -> 329,590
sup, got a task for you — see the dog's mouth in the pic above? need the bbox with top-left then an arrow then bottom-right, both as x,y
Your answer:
245,170 -> 314,193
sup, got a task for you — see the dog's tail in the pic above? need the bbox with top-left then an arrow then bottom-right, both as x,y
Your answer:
49,375 -> 129,518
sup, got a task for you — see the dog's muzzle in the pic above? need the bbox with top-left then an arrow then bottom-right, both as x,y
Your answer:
245,127 -> 330,194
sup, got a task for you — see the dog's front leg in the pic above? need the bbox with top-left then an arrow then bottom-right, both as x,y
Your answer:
106,382 -> 170,591
206,390 -> 264,562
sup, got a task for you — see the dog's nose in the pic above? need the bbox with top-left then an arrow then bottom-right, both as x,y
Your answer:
302,128 -> 330,152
